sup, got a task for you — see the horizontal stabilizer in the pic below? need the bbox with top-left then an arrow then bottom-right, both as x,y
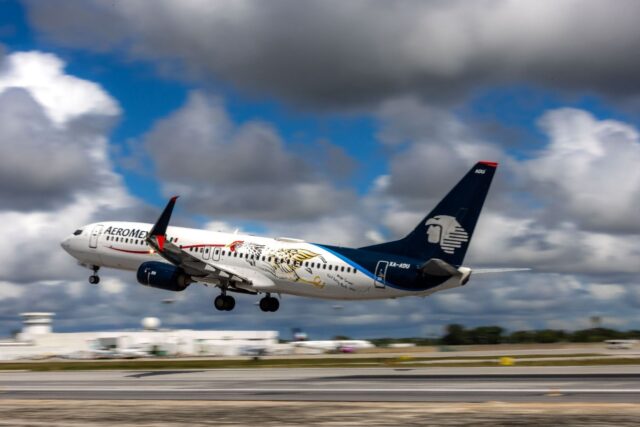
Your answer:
471,268 -> 531,274
420,258 -> 461,277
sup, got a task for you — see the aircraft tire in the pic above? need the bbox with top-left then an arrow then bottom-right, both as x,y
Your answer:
259,296 -> 279,312
214,295 -> 227,311
223,295 -> 235,311
89,275 -> 100,285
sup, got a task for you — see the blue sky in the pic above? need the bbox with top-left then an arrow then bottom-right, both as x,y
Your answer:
1,0 -> 639,339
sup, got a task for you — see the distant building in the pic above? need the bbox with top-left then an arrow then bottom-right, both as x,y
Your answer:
0,313 -> 278,360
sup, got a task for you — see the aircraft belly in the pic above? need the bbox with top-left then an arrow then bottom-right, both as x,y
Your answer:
270,275 -> 409,300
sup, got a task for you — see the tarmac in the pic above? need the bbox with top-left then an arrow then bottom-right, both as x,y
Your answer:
1,365 -> 640,402
2,366 -> 640,425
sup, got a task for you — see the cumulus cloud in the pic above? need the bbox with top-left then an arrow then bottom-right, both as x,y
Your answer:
0,51 -> 120,126
376,97 -> 504,204
0,52 -> 122,210
367,99 -> 640,282
0,51 -> 134,289
24,0 -> 640,108
355,98 -> 640,332
524,108 -> 640,233
142,91 -> 356,221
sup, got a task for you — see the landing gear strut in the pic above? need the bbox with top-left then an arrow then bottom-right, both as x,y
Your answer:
214,293 -> 236,311
88,266 -> 100,285
259,294 -> 279,312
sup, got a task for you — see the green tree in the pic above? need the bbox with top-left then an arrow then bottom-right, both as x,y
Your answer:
441,324 -> 468,345
468,326 -> 504,344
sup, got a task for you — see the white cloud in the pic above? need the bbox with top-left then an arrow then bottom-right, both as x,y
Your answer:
0,51 -> 120,127
587,283 -> 626,301
25,0 -> 640,108
143,91 -> 356,222
525,108 -> 640,233
0,51 -> 135,310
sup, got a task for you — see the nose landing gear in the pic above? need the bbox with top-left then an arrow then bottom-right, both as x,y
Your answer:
259,294 -> 279,312
88,266 -> 100,285
214,293 -> 236,311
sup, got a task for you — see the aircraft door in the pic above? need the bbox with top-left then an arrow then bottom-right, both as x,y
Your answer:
374,260 -> 388,288
89,225 -> 103,249
213,247 -> 221,261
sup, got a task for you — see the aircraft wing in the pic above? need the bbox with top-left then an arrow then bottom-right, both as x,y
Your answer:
145,197 -> 275,291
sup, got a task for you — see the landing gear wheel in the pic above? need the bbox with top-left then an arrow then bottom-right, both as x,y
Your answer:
259,296 -> 279,312
88,266 -> 100,285
223,295 -> 235,311
214,294 -> 236,311
214,295 -> 226,311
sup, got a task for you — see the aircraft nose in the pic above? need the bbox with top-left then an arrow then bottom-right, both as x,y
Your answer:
60,236 -> 72,253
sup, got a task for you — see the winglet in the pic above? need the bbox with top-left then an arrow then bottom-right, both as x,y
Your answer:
148,196 -> 179,251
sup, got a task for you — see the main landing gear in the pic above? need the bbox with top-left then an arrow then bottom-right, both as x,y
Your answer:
88,266 -> 100,285
212,292 -> 279,312
259,294 -> 279,312
214,293 -> 236,311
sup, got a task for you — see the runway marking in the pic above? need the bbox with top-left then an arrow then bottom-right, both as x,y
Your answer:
5,387 -> 640,394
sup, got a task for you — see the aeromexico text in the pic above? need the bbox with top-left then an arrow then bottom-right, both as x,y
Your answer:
104,227 -> 149,239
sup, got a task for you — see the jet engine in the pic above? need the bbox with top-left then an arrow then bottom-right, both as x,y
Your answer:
136,261 -> 192,292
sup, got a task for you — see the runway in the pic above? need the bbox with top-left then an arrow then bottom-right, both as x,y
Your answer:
2,365 -> 640,402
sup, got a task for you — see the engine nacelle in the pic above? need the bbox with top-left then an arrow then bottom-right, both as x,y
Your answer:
136,261 -> 191,292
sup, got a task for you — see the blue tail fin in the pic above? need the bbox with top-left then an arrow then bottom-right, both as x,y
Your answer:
362,161 -> 497,266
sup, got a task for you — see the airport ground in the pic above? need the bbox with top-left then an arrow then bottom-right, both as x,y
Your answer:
1,366 -> 640,426
2,345 -> 639,426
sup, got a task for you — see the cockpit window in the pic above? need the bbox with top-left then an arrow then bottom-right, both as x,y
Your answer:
73,229 -> 83,236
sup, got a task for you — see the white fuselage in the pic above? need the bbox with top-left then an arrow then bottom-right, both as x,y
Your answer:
62,221 -> 466,301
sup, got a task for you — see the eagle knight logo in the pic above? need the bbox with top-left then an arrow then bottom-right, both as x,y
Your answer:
425,215 -> 469,254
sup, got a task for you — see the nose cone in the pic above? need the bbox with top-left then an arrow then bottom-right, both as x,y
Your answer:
60,236 -> 73,254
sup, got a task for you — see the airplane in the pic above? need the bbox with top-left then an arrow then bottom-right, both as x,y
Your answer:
61,161 -> 524,312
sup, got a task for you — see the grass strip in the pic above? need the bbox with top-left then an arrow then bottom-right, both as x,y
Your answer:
0,355 -> 638,371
